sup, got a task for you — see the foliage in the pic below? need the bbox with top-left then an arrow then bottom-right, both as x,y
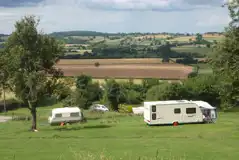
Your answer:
76,75 -> 93,89
146,83 -> 187,101
94,62 -> 100,67
49,31 -> 120,37
0,52 -> 11,112
0,98 -> 23,112
195,33 -> 203,43
183,75 -> 220,106
3,15 -> 64,130
118,104 -> 133,113
124,89 -> 142,104
104,79 -> 122,111
146,74 -> 220,107
210,1 -> 239,110
52,82 -> 72,101
176,57 -> 198,64
63,75 -> 102,109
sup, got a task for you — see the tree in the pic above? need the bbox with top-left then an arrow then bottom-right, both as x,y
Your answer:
210,1 -> 239,110
76,75 -> 92,89
104,79 -> 121,111
159,42 -> 171,62
183,75 -> 220,106
4,16 -> 64,131
146,83 -> 188,101
0,53 -> 10,113
195,33 -> 203,44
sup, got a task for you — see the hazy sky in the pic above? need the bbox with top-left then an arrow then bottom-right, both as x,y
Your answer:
0,0 -> 231,34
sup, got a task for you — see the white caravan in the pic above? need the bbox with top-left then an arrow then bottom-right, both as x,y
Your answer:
48,107 -> 83,125
144,100 -> 217,125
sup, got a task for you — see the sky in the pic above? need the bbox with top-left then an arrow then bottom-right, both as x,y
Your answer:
0,0 -> 232,34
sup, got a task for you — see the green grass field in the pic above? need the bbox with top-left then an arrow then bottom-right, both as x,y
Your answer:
203,37 -> 224,42
190,64 -> 213,75
0,104 -> 239,160
171,46 -> 213,55
197,64 -> 213,74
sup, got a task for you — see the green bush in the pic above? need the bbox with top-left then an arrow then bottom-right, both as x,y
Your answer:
53,82 -> 72,101
118,104 -> 133,113
0,98 -> 23,112
124,90 -> 142,104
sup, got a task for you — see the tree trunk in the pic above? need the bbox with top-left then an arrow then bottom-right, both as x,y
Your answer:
31,107 -> 37,131
28,100 -> 37,131
3,86 -> 6,113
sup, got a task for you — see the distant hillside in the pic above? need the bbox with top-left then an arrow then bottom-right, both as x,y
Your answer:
49,31 -> 121,37
0,34 -> 9,37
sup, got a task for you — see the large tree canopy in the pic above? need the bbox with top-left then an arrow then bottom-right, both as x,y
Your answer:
3,15 -> 64,131
210,0 -> 239,109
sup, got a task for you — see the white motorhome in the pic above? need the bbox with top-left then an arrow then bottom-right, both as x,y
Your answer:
144,100 -> 217,126
48,107 -> 83,125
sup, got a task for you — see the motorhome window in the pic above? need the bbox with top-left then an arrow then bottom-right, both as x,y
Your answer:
55,113 -> 62,118
186,108 -> 196,114
152,113 -> 156,120
174,108 -> 181,114
152,105 -> 156,112
70,112 -> 80,117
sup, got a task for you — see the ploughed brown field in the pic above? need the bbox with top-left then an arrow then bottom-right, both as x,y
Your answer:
56,59 -> 193,79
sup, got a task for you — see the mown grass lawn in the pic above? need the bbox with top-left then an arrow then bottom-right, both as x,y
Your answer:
0,104 -> 239,160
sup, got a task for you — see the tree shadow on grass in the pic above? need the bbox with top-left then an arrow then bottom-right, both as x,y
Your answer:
86,117 -> 101,120
147,122 -> 206,128
54,124 -> 112,131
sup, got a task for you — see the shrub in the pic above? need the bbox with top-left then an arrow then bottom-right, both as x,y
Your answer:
94,62 -> 100,67
118,104 -> 133,113
53,82 -> 72,101
12,115 -> 31,121
146,83 -> 188,101
124,90 -> 142,104
0,98 -> 23,112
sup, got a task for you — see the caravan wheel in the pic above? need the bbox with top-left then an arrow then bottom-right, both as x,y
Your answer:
173,122 -> 179,126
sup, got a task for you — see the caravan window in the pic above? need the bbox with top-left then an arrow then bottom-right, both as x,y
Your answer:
152,105 -> 156,112
186,108 -> 196,114
70,112 -> 80,117
174,108 -> 181,114
55,113 -> 62,118
152,113 -> 156,120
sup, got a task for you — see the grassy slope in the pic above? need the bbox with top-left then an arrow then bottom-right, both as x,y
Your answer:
0,104 -> 239,160
171,46 -> 212,55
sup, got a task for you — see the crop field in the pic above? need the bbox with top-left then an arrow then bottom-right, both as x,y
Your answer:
58,58 -> 165,65
196,64 -> 213,74
56,59 -> 193,79
0,104 -> 239,160
170,36 -> 195,42
168,35 -> 223,43
92,78 -> 181,84
65,50 -> 92,55
171,46 -> 213,55
56,64 -> 192,79
203,36 -> 224,42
